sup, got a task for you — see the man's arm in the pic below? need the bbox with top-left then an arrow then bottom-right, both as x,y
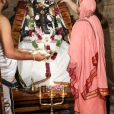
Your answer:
0,15 -> 46,61
60,0 -> 79,13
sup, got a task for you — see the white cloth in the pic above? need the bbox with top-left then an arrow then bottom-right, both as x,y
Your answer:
0,44 -> 17,82
0,43 -> 17,114
18,39 -> 70,87
3,85 -> 12,114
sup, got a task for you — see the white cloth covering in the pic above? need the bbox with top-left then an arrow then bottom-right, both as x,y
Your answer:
18,39 -> 70,87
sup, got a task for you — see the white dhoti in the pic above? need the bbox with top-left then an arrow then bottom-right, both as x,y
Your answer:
0,44 -> 17,114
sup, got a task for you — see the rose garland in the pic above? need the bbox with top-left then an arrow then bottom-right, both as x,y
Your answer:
23,0 -> 64,80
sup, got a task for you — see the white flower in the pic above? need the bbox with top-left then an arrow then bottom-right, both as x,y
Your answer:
30,32 -> 38,41
26,14 -> 30,19
49,8 -> 53,15
48,27 -> 54,36
35,15 -> 40,20
42,34 -> 51,45
47,15 -> 52,21
54,35 -> 61,40
35,26 -> 43,36
25,0 -> 63,63
55,46 -> 59,51
25,26 -> 29,31
30,36 -> 35,41
50,0 -> 54,5
45,4 -> 49,7
58,35 -> 62,40
58,23 -> 62,28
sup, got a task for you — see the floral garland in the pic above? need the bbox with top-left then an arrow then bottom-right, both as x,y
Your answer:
24,0 -> 63,79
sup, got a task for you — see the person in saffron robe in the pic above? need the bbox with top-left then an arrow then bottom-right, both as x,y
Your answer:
60,0 -> 109,114
0,0 -> 47,114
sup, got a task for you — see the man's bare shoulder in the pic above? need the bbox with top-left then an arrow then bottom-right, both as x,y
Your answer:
0,14 -> 10,25
0,14 -> 8,20
0,14 -> 10,30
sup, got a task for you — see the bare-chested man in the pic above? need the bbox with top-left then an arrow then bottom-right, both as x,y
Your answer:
0,0 -> 47,113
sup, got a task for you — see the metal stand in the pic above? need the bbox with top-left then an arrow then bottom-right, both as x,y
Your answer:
37,86 -> 66,114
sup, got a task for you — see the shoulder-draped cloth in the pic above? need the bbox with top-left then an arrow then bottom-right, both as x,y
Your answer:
68,0 -> 109,113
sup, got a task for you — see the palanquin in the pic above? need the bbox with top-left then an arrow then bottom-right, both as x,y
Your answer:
11,0 -> 76,113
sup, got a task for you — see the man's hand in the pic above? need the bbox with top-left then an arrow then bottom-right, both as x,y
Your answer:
59,0 -> 79,13
35,53 -> 49,61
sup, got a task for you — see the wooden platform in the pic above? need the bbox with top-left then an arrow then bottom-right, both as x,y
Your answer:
12,88 -> 74,113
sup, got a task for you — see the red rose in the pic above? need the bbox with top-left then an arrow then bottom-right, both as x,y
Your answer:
46,63 -> 50,72
45,72 -> 51,77
45,63 -> 51,77
46,45 -> 50,50
58,27 -> 63,35
54,8 -> 59,16
28,30 -> 33,37
51,36 -> 54,40
38,35 -> 42,40
51,52 -> 57,60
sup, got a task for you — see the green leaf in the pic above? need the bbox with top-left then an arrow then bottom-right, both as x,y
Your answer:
56,18 -> 61,23
26,18 -> 35,30
52,31 -> 55,36
52,18 -> 54,22
56,40 -> 61,47
32,41 -> 38,49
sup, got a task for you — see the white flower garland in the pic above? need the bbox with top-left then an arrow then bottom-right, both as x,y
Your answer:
25,0 -> 63,63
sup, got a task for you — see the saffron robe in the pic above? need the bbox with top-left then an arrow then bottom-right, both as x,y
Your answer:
68,0 -> 109,113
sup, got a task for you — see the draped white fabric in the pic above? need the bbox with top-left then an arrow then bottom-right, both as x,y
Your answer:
0,43 -> 17,114
0,44 -> 17,83
18,40 -> 70,87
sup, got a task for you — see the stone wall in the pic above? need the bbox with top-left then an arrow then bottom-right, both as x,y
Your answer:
2,0 -> 20,19
96,0 -> 114,95
2,0 -> 114,92
103,0 -> 114,82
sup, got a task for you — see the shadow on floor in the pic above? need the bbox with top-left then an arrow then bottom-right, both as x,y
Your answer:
15,108 -> 74,114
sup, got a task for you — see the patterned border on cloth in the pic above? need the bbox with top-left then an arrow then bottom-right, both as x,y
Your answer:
11,1 -> 27,48
18,71 -> 50,87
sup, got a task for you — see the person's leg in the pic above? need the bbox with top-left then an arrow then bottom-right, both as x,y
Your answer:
3,84 -> 12,114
